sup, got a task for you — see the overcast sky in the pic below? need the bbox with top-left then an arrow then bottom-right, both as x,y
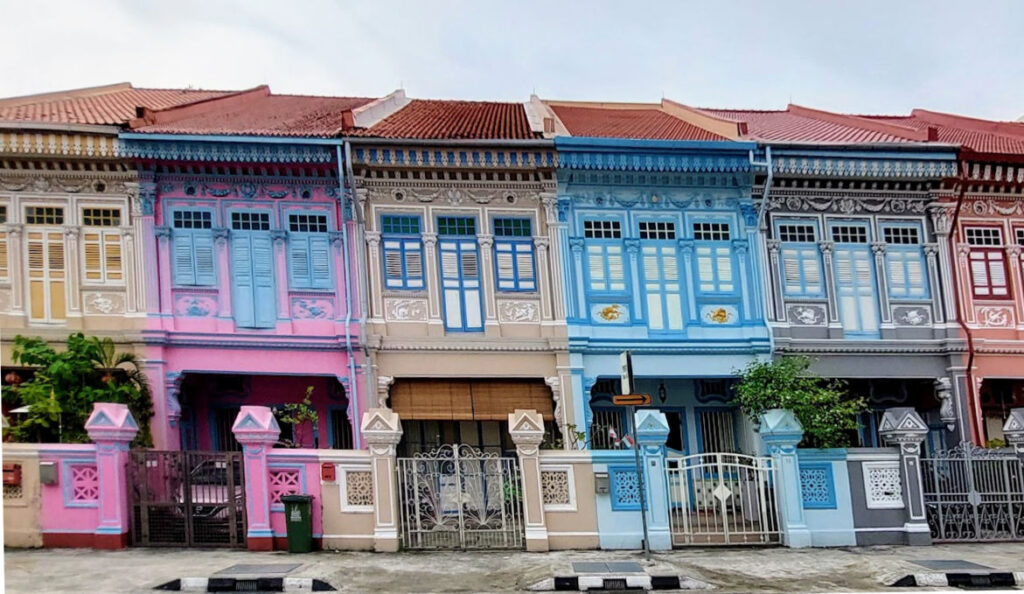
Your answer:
3,0 -> 1022,120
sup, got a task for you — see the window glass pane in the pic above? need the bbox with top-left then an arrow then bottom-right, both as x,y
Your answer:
583,220 -> 622,239
965,227 -> 1003,246
288,213 -> 328,233
230,211 -> 270,231
82,208 -> 121,227
381,215 -> 420,235
693,222 -> 730,241
437,216 -> 476,236
25,207 -> 64,225
882,226 -> 920,245
778,224 -> 816,243
639,221 -> 676,240
493,218 -> 531,237
831,225 -> 868,243
171,210 -> 212,229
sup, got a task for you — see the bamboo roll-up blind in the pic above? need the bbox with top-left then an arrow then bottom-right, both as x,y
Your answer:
390,379 -> 553,421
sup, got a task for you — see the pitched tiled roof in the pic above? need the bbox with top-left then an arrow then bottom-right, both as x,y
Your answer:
353,99 -> 536,139
133,88 -> 376,137
863,110 -> 1024,155
701,106 -> 921,144
550,104 -> 726,141
0,83 -> 235,126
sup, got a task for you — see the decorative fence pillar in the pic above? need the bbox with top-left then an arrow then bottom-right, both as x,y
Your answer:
1005,409 -> 1024,460
232,406 -> 280,551
879,407 -> 931,545
361,408 -> 403,552
84,403 -> 138,549
758,409 -> 811,548
509,409 -> 548,552
635,409 -> 672,551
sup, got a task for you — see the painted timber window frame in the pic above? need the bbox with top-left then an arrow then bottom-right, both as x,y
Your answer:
638,218 -> 683,331
582,217 -> 627,294
437,215 -> 484,332
0,204 -> 8,282
492,217 -> 536,292
81,207 -> 124,285
24,205 -> 67,322
286,212 -> 332,290
228,208 -> 276,329
775,219 -> 825,298
829,221 -> 880,337
381,214 -> 424,290
880,221 -> 928,299
964,226 -> 1010,300
691,219 -> 736,296
169,208 -> 216,287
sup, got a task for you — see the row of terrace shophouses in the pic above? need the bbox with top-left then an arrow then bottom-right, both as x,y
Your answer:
2,83 -> 1024,553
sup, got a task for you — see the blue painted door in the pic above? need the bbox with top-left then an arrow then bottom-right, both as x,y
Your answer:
438,238 -> 483,331
642,244 -> 684,331
230,215 -> 276,328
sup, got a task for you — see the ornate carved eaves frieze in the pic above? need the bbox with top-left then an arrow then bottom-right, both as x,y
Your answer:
152,179 -> 339,201
0,169 -> 133,195
352,145 -> 556,171
965,197 -> 1024,217
120,138 -> 335,164
766,190 -> 933,215
0,131 -> 119,159
772,155 -> 956,179
563,187 -> 752,211
359,180 -> 547,206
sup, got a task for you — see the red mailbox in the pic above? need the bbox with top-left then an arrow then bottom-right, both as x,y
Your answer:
3,463 -> 22,486
320,462 -> 336,483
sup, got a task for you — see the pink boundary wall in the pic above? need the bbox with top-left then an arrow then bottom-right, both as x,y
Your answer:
138,172 -> 367,451
40,403 -> 137,549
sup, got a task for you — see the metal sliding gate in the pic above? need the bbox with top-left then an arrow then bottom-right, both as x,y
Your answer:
667,453 -> 780,546
921,444 -> 1024,542
397,444 -> 524,550
128,450 -> 247,548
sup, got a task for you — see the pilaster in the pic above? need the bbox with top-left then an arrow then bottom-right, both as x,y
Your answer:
758,409 -> 811,548
879,407 -> 932,546
361,408 -> 403,552
85,403 -> 139,549
231,406 -> 281,551
508,409 -> 548,551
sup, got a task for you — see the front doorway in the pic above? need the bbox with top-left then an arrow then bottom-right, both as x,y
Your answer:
127,450 -> 246,548
396,444 -> 524,550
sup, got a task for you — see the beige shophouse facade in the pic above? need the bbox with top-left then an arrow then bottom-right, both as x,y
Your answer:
352,134 -> 574,455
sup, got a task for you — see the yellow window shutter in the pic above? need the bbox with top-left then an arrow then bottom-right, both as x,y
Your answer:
0,231 -> 7,279
104,234 -> 123,281
84,232 -> 103,281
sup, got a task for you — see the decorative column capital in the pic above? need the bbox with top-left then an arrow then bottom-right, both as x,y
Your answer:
624,238 -> 640,254
477,234 -> 494,249
766,239 -> 781,254
212,227 -> 230,244
361,408 -> 403,456
1002,408 -> 1024,458
421,232 -> 438,248
1007,245 -> 1022,258
934,377 -> 956,431
508,409 -> 545,456
533,236 -> 550,249
85,402 -> 139,446
678,238 -> 695,254
568,237 -> 584,253
165,371 -> 184,426
364,230 -> 381,247
731,238 -> 749,254
329,230 -> 345,246
376,375 -> 395,408
871,241 -> 887,255
923,242 -> 940,256
154,226 -> 171,240
270,229 -> 288,245
6,223 -> 23,237
63,225 -> 80,239
818,240 -> 834,255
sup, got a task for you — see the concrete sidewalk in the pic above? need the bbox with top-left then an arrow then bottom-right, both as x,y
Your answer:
4,543 -> 1024,593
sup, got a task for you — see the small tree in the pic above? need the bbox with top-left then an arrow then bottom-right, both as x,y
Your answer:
2,333 -> 153,446
275,386 -> 319,448
734,356 -> 865,448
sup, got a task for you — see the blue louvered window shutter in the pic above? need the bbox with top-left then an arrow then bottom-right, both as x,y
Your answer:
251,235 -> 276,327
170,209 -> 215,286
493,217 -> 535,292
288,214 -> 332,290
231,236 -> 255,327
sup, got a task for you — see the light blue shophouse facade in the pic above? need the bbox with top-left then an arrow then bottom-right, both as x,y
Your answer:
555,137 -> 771,460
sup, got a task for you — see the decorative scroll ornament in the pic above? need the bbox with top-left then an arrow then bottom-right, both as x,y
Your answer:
771,194 -> 929,215
934,377 -> 956,431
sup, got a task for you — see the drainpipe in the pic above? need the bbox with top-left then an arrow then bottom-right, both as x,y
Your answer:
749,146 -> 775,358
344,140 -> 373,438
336,144 -> 361,448
947,159 -> 979,444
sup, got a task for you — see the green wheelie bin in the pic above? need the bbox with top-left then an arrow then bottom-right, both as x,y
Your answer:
280,494 -> 314,553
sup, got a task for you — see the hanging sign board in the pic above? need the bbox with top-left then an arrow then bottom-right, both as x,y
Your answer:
612,393 -> 652,406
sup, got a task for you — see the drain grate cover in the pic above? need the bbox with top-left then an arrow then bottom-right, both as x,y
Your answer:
912,560 -> 993,571
215,563 -> 303,576
572,561 -> 644,574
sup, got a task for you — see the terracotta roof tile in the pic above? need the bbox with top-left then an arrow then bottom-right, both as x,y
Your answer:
135,93 -> 376,137
551,104 -> 726,141
702,108 -> 916,144
863,110 -> 1024,155
353,99 -> 536,140
0,83 -> 236,126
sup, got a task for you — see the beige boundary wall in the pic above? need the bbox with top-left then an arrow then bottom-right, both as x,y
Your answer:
2,443 -> 43,547
318,449 -> 376,550
537,450 -> 599,550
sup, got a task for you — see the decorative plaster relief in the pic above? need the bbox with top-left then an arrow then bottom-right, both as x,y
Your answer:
701,305 -> 739,325
0,288 -> 10,312
174,294 -> 218,317
591,303 -> 629,324
82,292 -> 126,315
385,298 -> 428,321
893,306 -> 931,327
292,298 -> 333,320
787,305 -> 826,326
497,300 -> 540,323
977,306 -> 1014,328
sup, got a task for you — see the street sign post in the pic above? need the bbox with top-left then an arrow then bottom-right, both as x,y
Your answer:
617,351 -> 650,559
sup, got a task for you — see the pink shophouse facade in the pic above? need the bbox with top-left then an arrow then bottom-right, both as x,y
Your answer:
120,87 -> 381,450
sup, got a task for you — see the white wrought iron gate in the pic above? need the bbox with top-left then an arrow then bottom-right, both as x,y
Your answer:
397,444 -> 524,549
921,444 -> 1024,542
667,453 -> 780,546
